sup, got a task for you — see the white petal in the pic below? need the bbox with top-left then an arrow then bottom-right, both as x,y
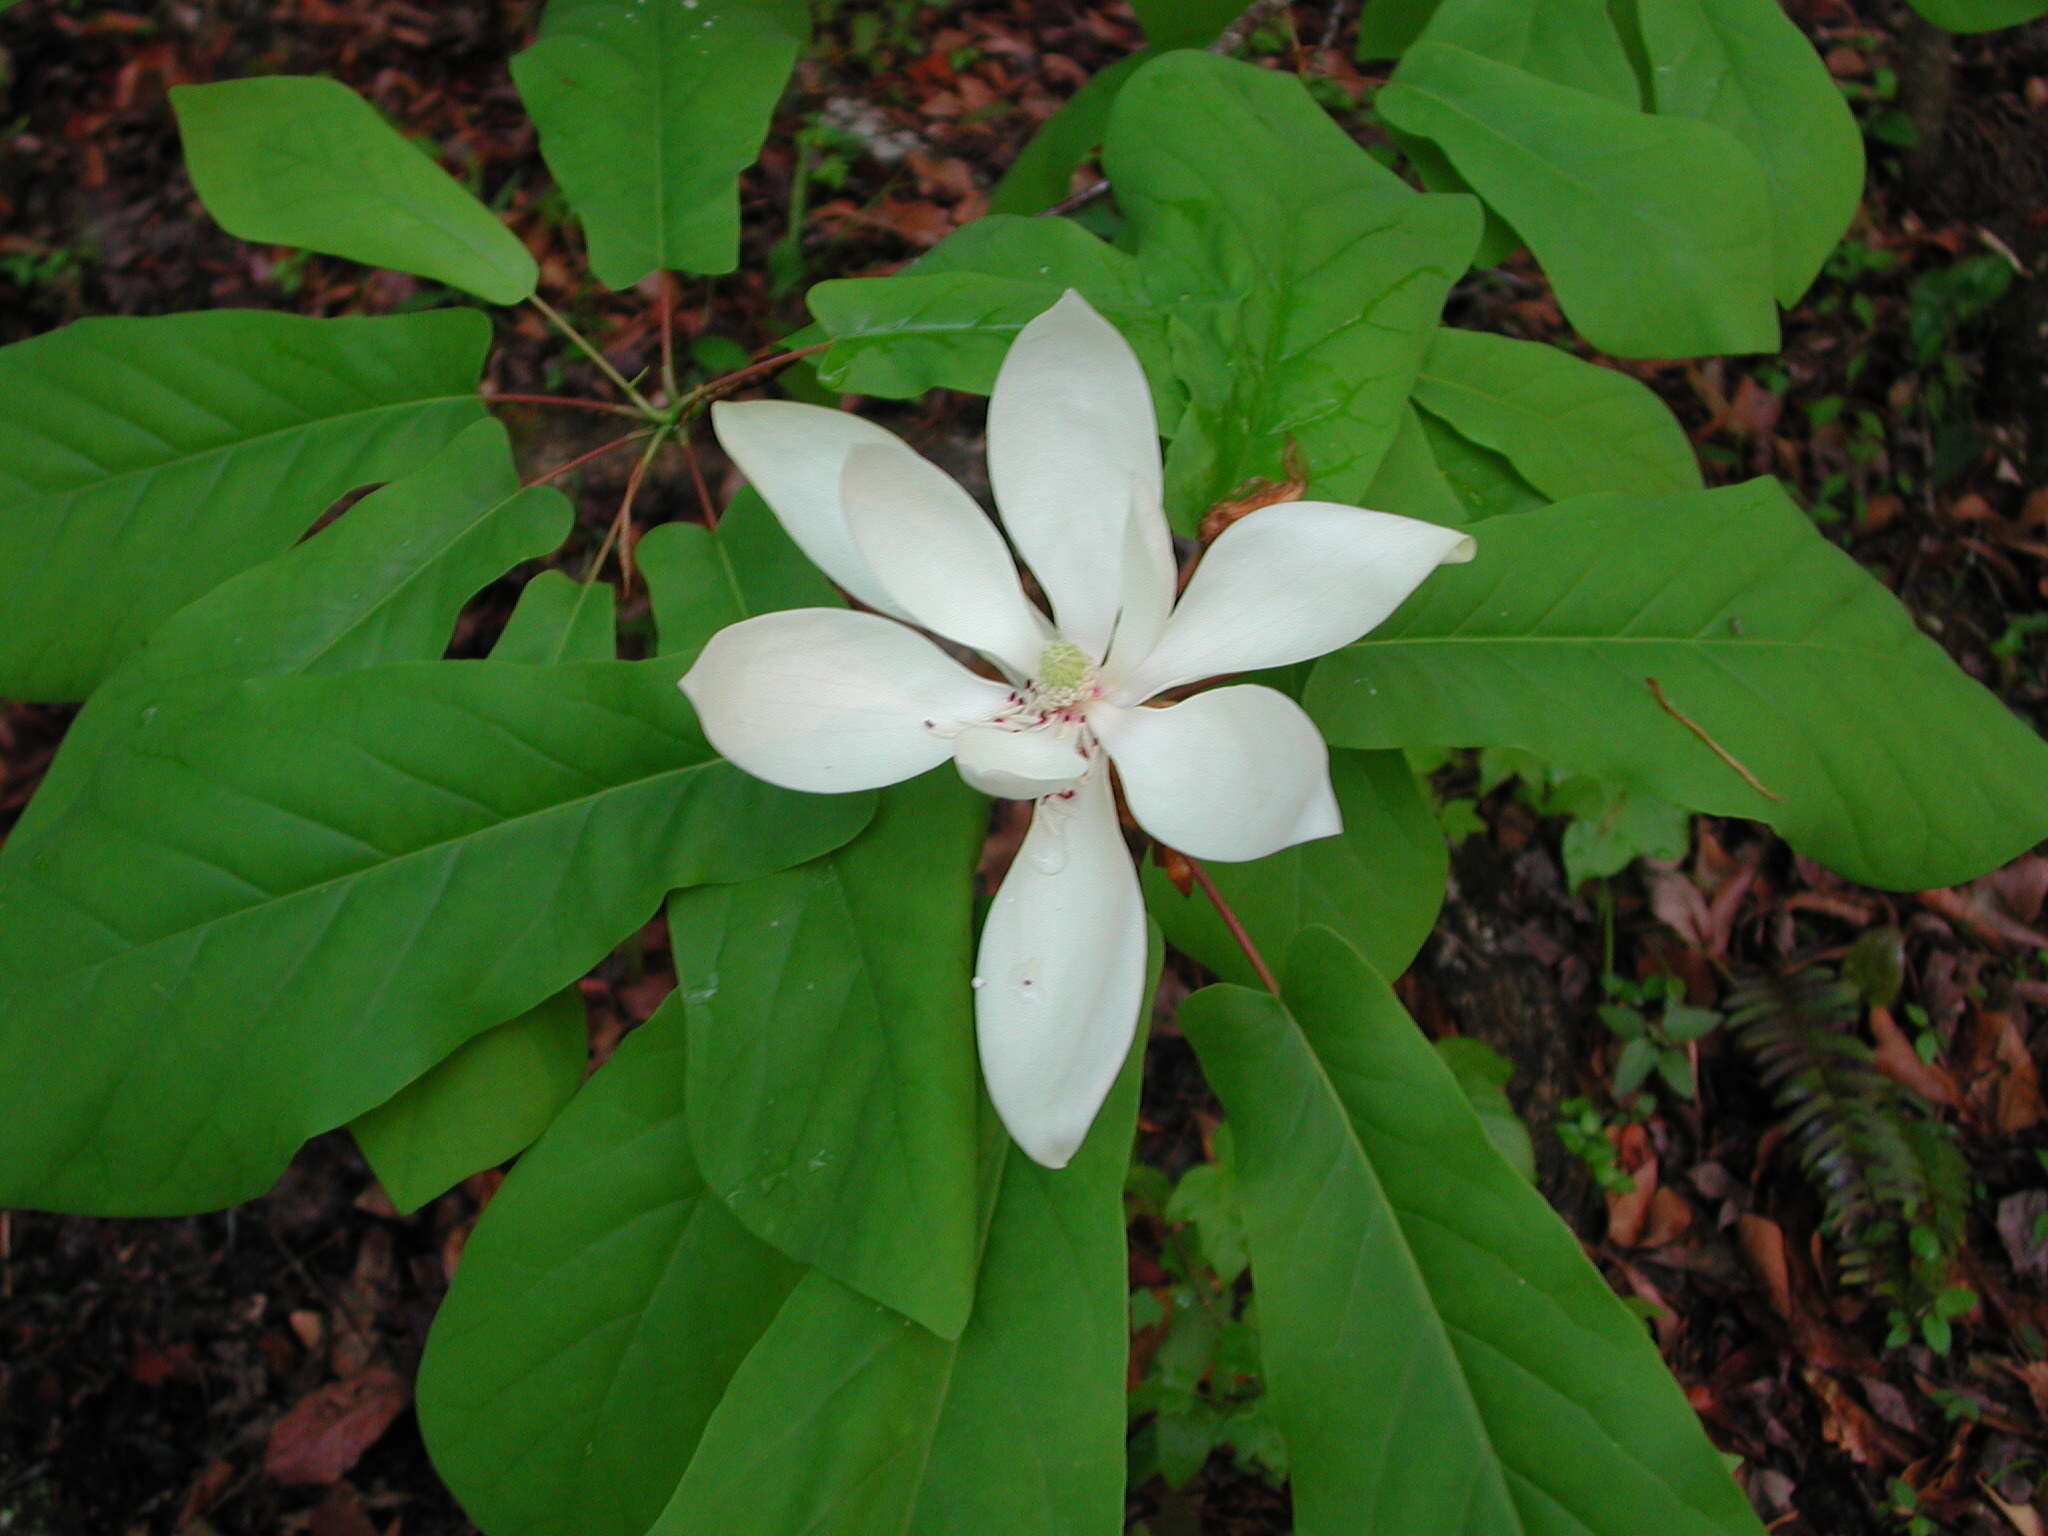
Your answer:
951,721 -> 1091,800
710,399 -> 920,620
1105,479 -> 1178,680
976,771 -> 1147,1168
840,443 -> 1050,680
987,291 -> 1163,660
1097,686 -> 1341,862
1117,502 -> 1476,702
680,608 -> 1007,793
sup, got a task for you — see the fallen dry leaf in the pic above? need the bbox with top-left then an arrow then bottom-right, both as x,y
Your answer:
1868,1004 -> 1966,1111
1959,1008 -> 2045,1133
263,1365 -> 409,1487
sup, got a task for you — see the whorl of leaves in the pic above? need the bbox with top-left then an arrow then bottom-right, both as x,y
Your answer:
1727,969 -> 1969,1307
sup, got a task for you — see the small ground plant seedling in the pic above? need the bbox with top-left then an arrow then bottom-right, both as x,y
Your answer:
4,1 -> 2048,1533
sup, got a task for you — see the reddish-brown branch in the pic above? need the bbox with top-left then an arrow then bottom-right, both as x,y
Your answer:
584,432 -> 667,590
486,392 -> 643,418
526,429 -> 652,487
1183,854 -> 1281,994
696,339 -> 833,401
679,431 -> 717,527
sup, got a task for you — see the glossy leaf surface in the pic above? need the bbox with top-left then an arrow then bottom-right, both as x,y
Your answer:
637,487 -> 843,661
351,988 -> 589,1214
1411,328 -> 1701,501
668,773 -> 987,1338
1306,481 -> 2048,889
9,419 -> 565,840
513,0 -> 808,287
489,569 -> 619,663
647,936 -> 1157,1536
172,77 -> 537,303
0,660 -> 871,1213
1630,0 -> 1864,303
1142,748 -> 1446,986
1106,52 -> 1481,523
0,307 -> 490,700
420,996 -> 802,1536
1180,927 -> 1768,1536
1381,42 -> 1778,357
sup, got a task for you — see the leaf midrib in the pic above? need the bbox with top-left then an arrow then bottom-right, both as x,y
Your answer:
5,391 -> 480,510
13,745 -> 722,995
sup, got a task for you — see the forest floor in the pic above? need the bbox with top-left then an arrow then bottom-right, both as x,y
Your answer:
2,1 -> 2047,1533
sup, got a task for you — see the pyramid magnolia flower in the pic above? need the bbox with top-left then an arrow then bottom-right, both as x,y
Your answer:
681,292 -> 1474,1168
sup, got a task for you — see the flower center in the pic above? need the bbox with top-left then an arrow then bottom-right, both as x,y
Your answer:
1031,639 -> 1096,710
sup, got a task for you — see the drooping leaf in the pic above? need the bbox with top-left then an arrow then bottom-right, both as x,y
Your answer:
1106,51 -> 1482,525
512,0 -> 808,287
170,77 -> 537,304
8,418 -> 565,841
0,660 -> 872,1214
1380,42 -> 1778,357
1627,0 -> 1864,304
637,486 -> 845,661
647,935 -> 1158,1536
351,988 -> 589,1214
808,216 -> 1177,416
1143,748 -> 1445,986
1180,927 -> 1768,1536
1902,0 -> 2048,30
419,995 -> 802,1536
1411,328 -> 1701,500
490,570 -> 618,663
1305,480 -> 2048,889
667,772 -> 987,1339
0,307 -> 491,700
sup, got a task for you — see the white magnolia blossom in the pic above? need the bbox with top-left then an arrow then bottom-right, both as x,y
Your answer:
681,291 -> 1474,1168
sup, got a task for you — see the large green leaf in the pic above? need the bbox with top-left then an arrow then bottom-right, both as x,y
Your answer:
1380,43 -> 1778,357
512,0 -> 808,288
489,570 -> 618,663
1180,927 -> 1768,1536
0,660 -> 872,1214
811,55 -> 1477,530
637,487 -> 844,661
807,216 -> 1176,415
1143,748 -> 1445,986
0,307 -> 491,701
351,987 -> 589,1214
1903,0 -> 2048,30
171,77 -> 537,304
1411,329 -> 1701,501
1305,480 -> 2048,889
667,773 -> 986,1339
1106,52 -> 1481,524
8,418 -> 565,841
1628,0 -> 1864,304
1415,0 -> 1642,104
420,994 -> 802,1536
647,935 -> 1158,1536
